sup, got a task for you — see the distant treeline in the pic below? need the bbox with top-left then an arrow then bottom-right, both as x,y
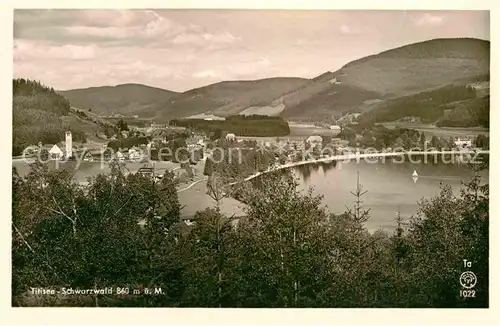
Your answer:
360,85 -> 478,124
169,115 -> 290,138
204,140 -> 278,181
107,137 -> 151,151
13,78 -> 87,156
104,117 -> 153,128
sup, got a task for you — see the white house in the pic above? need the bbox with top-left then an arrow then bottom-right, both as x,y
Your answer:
83,151 -> 94,162
329,125 -> 341,131
115,151 -> 125,161
49,145 -> 63,160
128,147 -> 142,162
306,135 -> 323,144
225,133 -> 236,141
454,138 -> 472,148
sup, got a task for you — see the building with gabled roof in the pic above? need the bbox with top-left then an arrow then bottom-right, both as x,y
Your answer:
49,144 -> 63,160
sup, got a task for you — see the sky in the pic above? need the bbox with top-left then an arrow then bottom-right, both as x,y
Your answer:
13,10 -> 489,92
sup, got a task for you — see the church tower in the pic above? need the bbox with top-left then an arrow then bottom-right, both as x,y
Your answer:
65,131 -> 73,158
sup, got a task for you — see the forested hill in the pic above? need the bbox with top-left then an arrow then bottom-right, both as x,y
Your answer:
14,79 -> 71,115
12,78 -> 101,155
59,83 -> 179,117
282,38 -> 490,121
358,83 -> 490,127
342,38 -> 490,68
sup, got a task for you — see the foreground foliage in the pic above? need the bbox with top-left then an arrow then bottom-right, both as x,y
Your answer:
12,162 -> 488,307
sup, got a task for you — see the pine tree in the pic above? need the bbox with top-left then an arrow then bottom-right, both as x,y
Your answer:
345,171 -> 371,226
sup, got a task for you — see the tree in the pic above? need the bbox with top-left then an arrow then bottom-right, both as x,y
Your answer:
103,127 -> 115,138
401,178 -> 488,307
447,136 -> 456,149
430,136 -> 442,150
375,138 -> 386,150
206,172 -> 230,210
392,210 -> 409,264
401,133 -> 412,150
394,137 -> 404,150
345,171 -> 371,226
12,161 -> 182,306
12,150 -> 489,308
204,157 -> 214,176
237,172 -> 333,307
181,207 -> 237,307
12,78 -> 85,156
322,135 -> 332,148
474,135 -> 489,149
171,138 -> 188,163
116,119 -> 129,132
338,128 -> 356,142
419,133 -> 426,149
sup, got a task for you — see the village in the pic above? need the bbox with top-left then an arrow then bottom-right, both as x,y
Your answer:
17,122 -> 480,188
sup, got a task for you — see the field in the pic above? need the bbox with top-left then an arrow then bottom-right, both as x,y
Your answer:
378,122 -> 489,138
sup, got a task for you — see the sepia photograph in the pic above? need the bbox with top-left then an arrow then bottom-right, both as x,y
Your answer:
10,6 -> 490,311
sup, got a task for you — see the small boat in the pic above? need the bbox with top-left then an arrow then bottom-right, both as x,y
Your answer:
412,170 -> 418,177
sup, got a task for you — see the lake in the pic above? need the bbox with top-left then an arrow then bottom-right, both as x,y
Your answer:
13,156 -> 488,233
12,159 -> 180,183
291,158 -> 488,232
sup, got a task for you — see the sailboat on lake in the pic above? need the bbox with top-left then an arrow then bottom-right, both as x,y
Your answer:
412,169 -> 419,183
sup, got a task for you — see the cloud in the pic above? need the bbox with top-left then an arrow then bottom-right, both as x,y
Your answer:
193,69 -> 219,79
64,26 -> 132,40
13,9 -> 488,92
340,24 -> 351,34
226,57 -> 272,77
339,24 -> 362,35
14,40 -> 97,61
203,31 -> 238,43
192,57 -> 271,80
172,31 -> 239,46
15,9 -> 240,50
415,13 -> 444,27
15,10 -> 196,47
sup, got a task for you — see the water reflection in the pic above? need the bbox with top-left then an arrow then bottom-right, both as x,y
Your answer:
284,159 -> 487,231
294,161 -> 337,182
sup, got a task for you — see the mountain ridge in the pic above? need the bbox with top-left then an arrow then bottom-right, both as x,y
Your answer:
59,83 -> 178,117
57,37 -> 490,122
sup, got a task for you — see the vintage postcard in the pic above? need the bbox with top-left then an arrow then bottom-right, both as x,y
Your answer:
3,0 -> 496,325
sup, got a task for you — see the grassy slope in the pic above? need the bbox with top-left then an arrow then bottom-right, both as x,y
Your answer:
154,77 -> 309,122
61,112 -> 107,143
281,83 -> 380,121
60,83 -> 178,117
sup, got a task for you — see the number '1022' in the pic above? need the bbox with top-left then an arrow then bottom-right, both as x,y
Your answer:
460,290 -> 476,298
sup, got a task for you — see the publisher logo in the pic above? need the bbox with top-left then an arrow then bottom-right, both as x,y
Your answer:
459,271 -> 477,289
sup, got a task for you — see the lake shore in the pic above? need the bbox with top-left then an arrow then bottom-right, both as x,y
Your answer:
378,122 -> 489,138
